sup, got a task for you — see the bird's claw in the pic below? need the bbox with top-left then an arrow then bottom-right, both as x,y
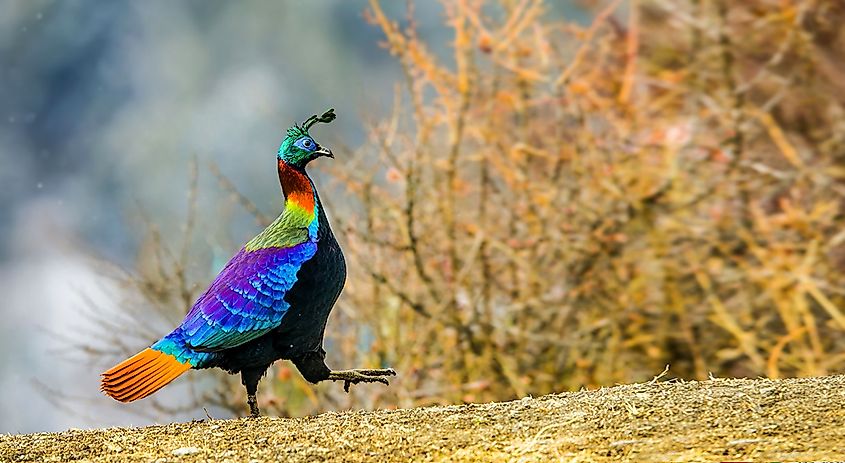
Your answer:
327,368 -> 397,393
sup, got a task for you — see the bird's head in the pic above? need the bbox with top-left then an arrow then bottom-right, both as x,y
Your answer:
278,108 -> 336,169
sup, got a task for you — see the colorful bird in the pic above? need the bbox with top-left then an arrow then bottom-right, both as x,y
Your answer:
101,109 -> 395,416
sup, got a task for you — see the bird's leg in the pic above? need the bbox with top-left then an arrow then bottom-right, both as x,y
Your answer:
240,366 -> 269,418
292,351 -> 396,392
327,368 -> 397,393
247,394 -> 259,417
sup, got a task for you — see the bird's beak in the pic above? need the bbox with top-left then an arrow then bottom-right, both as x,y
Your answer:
314,145 -> 334,159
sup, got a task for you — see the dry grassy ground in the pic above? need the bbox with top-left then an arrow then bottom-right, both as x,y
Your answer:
3,375 -> 845,462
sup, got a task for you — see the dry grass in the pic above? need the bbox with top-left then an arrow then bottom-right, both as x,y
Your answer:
7,375 -> 845,462
76,0 -> 845,419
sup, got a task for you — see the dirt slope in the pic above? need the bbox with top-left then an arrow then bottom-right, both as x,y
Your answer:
3,375 -> 845,462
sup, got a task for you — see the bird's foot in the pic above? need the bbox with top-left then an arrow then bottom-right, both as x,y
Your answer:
327,368 -> 397,393
247,393 -> 260,417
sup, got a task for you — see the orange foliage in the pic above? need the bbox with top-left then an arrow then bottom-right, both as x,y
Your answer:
322,0 -> 845,411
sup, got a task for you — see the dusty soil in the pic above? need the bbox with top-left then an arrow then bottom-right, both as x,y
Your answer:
3,375 -> 845,462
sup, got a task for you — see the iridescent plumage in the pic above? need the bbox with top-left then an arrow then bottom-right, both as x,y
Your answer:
154,160 -> 321,364
101,109 -> 395,414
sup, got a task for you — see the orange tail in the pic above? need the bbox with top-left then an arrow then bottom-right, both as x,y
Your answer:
101,348 -> 192,402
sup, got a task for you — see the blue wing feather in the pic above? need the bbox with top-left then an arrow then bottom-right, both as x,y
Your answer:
176,241 -> 318,351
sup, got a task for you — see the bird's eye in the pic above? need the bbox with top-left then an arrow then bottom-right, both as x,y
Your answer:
302,139 -> 313,148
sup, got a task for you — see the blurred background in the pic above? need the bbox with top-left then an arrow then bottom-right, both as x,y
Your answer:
3,0 -> 844,434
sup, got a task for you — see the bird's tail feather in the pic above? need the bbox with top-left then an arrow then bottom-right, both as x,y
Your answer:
101,348 -> 191,402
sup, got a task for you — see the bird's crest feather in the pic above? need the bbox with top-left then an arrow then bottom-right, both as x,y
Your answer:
286,108 -> 336,139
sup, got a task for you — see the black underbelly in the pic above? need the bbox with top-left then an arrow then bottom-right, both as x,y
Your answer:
272,234 -> 346,356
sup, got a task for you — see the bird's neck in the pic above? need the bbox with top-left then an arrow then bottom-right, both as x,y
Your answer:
243,161 -> 319,252
277,159 -> 317,221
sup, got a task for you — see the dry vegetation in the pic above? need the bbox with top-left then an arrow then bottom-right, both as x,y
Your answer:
331,0 -> 845,408
79,0 -> 845,420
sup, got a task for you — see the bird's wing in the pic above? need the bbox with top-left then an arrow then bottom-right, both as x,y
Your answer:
178,239 -> 317,351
